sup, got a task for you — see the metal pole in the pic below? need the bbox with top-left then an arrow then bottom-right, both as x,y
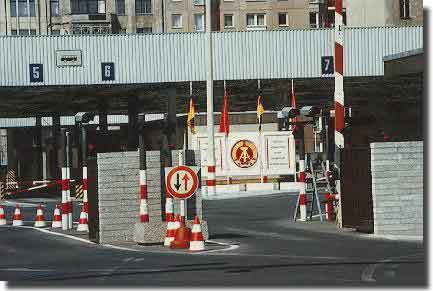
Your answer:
60,129 -> 68,230
223,80 -> 230,185
205,0 -> 216,197
66,131 -> 72,229
258,80 -> 264,183
178,150 -> 186,222
81,124 -> 88,215
334,0 -> 344,228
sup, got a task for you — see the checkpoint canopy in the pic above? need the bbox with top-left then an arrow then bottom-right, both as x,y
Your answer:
165,166 -> 200,199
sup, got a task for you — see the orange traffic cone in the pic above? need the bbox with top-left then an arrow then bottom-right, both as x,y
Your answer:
0,206 -> 6,225
34,204 -> 46,228
164,216 -> 176,247
12,204 -> 23,226
189,216 -> 205,251
76,205 -> 89,232
52,204 -> 62,228
170,215 -> 191,249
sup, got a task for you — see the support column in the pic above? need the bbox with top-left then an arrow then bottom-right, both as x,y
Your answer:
52,115 -> 61,181
66,131 -> 72,229
166,89 -> 177,150
127,97 -> 138,150
81,123 -> 88,214
31,117 -> 42,180
205,0 -> 216,197
138,113 -> 149,223
60,129 -> 68,230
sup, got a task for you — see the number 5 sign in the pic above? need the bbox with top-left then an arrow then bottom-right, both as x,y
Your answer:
29,64 -> 43,83
101,62 -> 115,81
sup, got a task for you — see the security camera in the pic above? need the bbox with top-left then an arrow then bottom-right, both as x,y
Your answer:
75,112 -> 95,124
281,107 -> 300,119
300,106 -> 321,117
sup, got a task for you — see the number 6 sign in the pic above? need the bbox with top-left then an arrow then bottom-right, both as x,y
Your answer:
101,62 -> 115,81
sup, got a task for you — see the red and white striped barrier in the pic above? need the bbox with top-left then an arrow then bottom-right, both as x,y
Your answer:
61,167 -> 69,230
334,0 -> 345,149
298,160 -> 308,222
0,206 -> 6,225
165,187 -> 174,222
139,169 -> 149,223
206,165 -> 216,195
82,166 -> 88,214
164,216 -> 176,247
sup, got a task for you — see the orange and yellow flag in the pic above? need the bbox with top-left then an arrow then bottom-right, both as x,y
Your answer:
257,95 -> 265,132
187,97 -> 196,135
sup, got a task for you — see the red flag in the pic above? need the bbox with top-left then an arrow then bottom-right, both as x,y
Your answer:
219,90 -> 230,136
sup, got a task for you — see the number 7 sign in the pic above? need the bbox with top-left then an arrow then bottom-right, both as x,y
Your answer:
321,56 -> 334,75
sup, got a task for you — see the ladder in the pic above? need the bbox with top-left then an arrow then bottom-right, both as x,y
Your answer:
294,153 -> 332,222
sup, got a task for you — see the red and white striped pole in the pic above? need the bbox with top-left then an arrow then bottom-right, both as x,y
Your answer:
66,131 -> 72,230
82,166 -> 88,214
138,113 -> 149,223
298,159 -> 307,221
60,129 -> 68,230
334,0 -> 345,227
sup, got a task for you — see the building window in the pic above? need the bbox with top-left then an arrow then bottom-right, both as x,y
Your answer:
116,0 -> 125,15
137,27 -> 152,33
194,14 -> 205,31
71,0 -> 105,14
309,12 -> 318,28
193,0 -> 204,5
51,29 -> 61,35
278,12 -> 288,26
246,13 -> 265,29
10,0 -> 36,17
400,0 -> 410,19
172,14 -> 182,28
136,0 -> 152,14
50,0 -> 60,16
224,14 -> 233,28
11,29 -> 36,35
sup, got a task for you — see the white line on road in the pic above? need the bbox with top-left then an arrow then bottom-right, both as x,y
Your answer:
11,226 -> 95,245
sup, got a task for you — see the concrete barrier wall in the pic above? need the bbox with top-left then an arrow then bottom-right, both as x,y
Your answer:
97,151 -> 162,244
370,141 -> 423,237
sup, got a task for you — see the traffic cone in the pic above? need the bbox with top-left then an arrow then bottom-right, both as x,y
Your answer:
170,218 -> 191,249
0,206 -> 6,225
76,205 -> 89,232
52,204 -> 62,228
12,204 -> 23,226
189,216 -> 205,251
164,216 -> 176,247
173,214 -> 181,231
34,204 -> 46,228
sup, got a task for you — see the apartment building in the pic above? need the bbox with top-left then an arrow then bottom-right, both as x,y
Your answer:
308,0 -> 422,29
346,0 -> 423,27
0,0 -> 310,35
0,0 -> 162,35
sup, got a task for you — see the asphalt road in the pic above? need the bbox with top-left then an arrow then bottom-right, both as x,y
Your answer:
0,193 -> 425,287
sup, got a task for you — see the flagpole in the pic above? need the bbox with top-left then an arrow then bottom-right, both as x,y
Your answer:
223,81 -> 230,185
258,80 -> 264,184
205,0 -> 216,197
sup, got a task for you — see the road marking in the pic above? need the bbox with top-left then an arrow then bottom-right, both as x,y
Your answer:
0,268 -> 55,272
190,240 -> 240,254
10,225 -> 95,245
360,253 -> 424,283
0,200 -> 39,207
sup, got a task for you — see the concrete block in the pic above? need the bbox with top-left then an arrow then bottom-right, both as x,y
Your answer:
133,219 -> 209,244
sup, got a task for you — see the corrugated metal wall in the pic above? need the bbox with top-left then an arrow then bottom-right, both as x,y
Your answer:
0,26 -> 423,87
